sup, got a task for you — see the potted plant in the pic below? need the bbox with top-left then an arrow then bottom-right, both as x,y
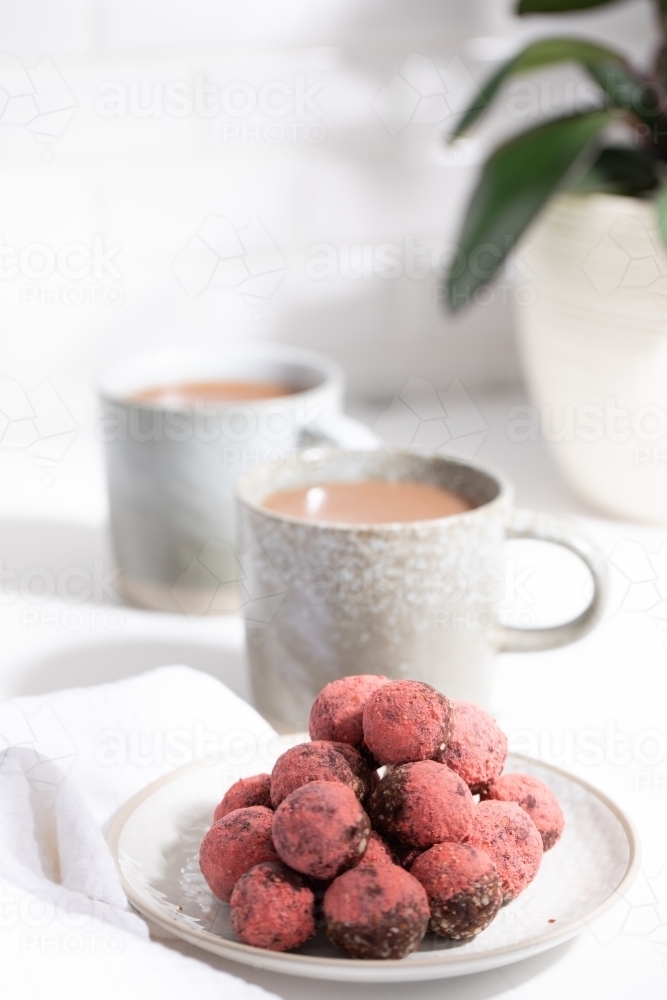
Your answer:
449,0 -> 667,522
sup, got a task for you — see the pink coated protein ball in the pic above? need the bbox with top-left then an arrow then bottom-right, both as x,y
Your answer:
467,800 -> 543,901
230,862 -> 316,952
214,774 -> 272,822
358,830 -> 398,867
482,773 -> 565,851
309,675 -> 389,749
272,780 -> 371,881
411,842 -> 503,939
369,760 -> 474,848
270,741 -> 374,808
199,805 -> 279,903
362,680 -> 454,765
323,863 -> 429,959
433,700 -> 508,794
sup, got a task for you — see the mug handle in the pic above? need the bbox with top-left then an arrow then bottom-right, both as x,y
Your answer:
499,508 -> 608,653
299,412 -> 379,450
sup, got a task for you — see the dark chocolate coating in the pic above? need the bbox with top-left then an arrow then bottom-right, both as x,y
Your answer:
324,864 -> 429,960
427,873 -> 503,939
411,843 -> 503,940
394,845 -> 425,870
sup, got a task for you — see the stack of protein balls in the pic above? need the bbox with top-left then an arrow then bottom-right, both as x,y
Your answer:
199,677 -> 565,959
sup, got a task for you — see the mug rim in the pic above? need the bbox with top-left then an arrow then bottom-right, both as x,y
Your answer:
237,447 -> 514,532
97,342 -> 344,411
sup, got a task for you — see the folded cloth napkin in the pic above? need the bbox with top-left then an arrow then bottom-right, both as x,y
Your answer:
0,667 -> 284,1000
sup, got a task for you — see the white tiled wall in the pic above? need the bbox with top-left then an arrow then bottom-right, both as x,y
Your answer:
0,0 -> 655,416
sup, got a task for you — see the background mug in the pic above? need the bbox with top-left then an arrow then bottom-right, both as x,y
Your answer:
237,449 -> 608,731
99,343 -> 376,614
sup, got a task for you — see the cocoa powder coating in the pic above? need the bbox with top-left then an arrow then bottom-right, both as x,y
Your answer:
362,680 -> 454,765
199,805 -> 279,902
270,741 -> 374,807
433,700 -> 507,794
309,675 -> 389,747
482,772 -> 565,850
411,842 -> 503,939
357,830 -> 398,867
214,774 -> 272,822
324,863 -> 430,959
369,760 -> 474,848
467,800 -> 543,901
272,780 -> 371,881
230,862 -> 316,952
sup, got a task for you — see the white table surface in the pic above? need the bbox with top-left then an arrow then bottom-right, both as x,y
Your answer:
1,388 -> 666,998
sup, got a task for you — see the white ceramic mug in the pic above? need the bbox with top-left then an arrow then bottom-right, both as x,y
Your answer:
99,344 -> 376,613
237,449 -> 608,731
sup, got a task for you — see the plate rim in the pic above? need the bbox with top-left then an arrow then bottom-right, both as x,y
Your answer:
107,753 -> 642,982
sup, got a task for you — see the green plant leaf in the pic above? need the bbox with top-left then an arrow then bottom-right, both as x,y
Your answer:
517,0 -> 621,12
451,37 -> 627,138
657,181 -> 667,246
447,111 -> 610,310
576,145 -> 662,195
587,61 -> 667,131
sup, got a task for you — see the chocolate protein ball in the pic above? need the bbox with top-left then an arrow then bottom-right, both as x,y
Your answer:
369,760 -> 474,848
270,741 -> 373,808
433,700 -> 508,794
309,675 -> 389,749
482,773 -> 565,851
467,800 -> 543,901
214,774 -> 272,822
411,843 -> 503,939
324,863 -> 429,959
395,845 -> 425,871
230,862 -> 316,952
358,830 -> 397,867
199,805 -> 279,902
362,680 -> 454,765
272,780 -> 371,881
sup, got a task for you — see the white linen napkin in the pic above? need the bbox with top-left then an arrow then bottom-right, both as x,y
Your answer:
0,666 -> 283,1000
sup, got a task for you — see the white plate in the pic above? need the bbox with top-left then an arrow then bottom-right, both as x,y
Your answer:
108,750 -> 640,983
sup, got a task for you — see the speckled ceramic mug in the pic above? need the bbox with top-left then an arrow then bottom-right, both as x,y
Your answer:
99,344 -> 376,613
237,450 -> 607,731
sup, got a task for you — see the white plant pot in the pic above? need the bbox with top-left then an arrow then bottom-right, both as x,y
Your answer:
514,192 -> 667,522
